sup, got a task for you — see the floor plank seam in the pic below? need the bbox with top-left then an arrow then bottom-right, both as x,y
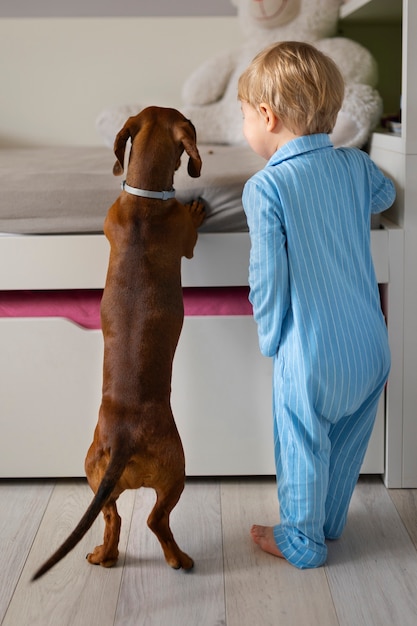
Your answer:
24,479 -> 57,574
218,479 -> 228,626
323,566 -> 341,626
113,488 -> 138,623
1,480 -> 57,626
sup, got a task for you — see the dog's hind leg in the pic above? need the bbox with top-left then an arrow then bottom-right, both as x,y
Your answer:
87,499 -> 121,568
147,485 -> 194,570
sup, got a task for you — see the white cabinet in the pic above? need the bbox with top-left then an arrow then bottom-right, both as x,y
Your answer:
0,229 -> 396,478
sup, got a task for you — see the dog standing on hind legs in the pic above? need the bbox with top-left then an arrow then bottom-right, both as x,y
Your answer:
32,106 -> 205,580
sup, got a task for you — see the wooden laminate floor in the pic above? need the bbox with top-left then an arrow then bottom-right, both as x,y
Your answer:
1,475 -> 417,625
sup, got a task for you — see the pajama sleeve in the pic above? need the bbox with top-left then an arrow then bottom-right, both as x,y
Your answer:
368,159 -> 396,214
358,152 -> 396,214
243,179 -> 290,358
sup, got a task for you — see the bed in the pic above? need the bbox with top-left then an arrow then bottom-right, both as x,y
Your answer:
0,144 -> 399,478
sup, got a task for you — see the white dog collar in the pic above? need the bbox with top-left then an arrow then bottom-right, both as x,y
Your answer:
121,180 -> 176,200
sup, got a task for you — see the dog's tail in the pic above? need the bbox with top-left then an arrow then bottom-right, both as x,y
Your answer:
31,453 -> 126,581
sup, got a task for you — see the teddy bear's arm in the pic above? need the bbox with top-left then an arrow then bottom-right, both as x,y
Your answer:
315,37 -> 378,87
182,49 -> 240,106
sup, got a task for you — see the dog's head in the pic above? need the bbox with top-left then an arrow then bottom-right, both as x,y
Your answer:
112,106 -> 202,179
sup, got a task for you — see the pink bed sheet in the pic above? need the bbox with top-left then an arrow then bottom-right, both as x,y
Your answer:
0,287 -> 252,329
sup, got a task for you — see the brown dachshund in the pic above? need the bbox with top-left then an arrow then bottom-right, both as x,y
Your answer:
33,106 -> 205,580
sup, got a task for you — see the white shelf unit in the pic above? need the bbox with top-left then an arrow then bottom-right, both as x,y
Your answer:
342,0 -> 417,487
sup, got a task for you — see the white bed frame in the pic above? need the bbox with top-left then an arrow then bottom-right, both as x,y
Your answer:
0,218 -> 403,479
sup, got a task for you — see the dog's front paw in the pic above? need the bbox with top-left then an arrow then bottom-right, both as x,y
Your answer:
187,198 -> 206,228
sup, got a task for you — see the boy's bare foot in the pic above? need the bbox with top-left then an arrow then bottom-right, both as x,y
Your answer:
250,525 -> 285,559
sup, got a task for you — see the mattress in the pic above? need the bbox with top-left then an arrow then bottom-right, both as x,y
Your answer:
0,145 -> 264,235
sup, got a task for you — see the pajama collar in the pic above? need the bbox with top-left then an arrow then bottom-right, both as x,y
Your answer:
267,134 -> 334,168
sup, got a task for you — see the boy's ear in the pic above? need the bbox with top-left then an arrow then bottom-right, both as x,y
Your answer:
259,103 -> 278,131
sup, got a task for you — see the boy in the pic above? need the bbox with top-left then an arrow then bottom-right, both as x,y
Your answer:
238,41 -> 395,568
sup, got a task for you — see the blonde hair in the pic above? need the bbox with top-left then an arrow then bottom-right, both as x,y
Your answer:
238,41 -> 344,135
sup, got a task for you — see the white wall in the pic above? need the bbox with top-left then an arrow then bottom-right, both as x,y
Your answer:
0,15 -> 400,149
0,17 -> 241,147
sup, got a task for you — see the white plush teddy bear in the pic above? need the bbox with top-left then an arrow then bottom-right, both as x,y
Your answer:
181,0 -> 382,148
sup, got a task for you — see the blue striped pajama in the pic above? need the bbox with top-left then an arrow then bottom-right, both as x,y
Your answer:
243,134 -> 395,569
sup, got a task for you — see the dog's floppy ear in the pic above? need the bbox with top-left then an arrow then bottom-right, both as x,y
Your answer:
113,125 -> 131,176
112,115 -> 143,176
177,121 -> 202,178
